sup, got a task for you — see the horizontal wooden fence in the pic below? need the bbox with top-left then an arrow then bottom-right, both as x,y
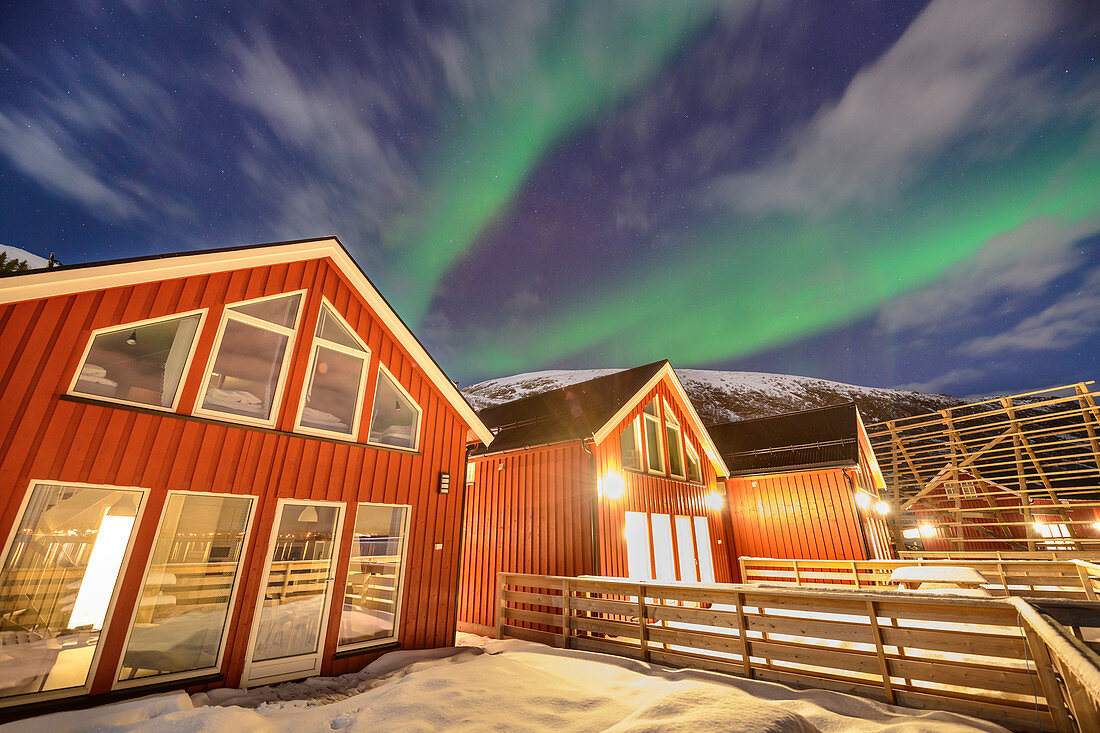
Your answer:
496,572 -> 1100,732
739,556 -> 1100,601
900,551 -> 1100,562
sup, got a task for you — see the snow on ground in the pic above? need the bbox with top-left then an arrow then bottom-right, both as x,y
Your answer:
5,635 -> 1008,733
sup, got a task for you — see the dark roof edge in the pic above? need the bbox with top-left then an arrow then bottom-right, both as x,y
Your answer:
724,460 -> 859,478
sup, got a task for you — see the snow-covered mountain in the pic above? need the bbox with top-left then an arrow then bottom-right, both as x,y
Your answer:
0,245 -> 49,269
462,368 -> 962,425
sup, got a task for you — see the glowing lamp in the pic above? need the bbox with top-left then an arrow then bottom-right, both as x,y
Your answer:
1093,521 -> 1100,532
855,492 -> 872,511
600,472 -> 626,500
874,500 -> 890,515
919,524 -> 936,538
705,491 -> 724,511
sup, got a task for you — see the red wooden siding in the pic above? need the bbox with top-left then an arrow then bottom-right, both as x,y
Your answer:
456,444 -> 595,634
592,379 -> 734,583
0,256 -> 471,695
725,468 -> 872,561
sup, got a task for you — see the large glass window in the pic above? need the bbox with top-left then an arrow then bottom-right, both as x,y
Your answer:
252,503 -> 341,663
367,366 -> 421,451
642,399 -> 664,474
197,292 -> 302,425
664,402 -> 685,479
71,312 -> 202,409
0,483 -> 142,702
117,493 -> 253,683
620,418 -> 642,471
296,303 -> 371,437
339,504 -> 409,649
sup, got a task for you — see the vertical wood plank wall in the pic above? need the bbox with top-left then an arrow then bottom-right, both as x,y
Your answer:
725,468 -> 872,561
592,379 -> 734,584
456,443 -> 594,634
0,257 -> 470,695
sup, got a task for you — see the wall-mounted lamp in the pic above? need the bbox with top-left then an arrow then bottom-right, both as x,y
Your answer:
126,331 -> 138,346
874,500 -> 890,515
439,472 -> 450,494
855,492 -> 872,511
706,491 -> 725,511
599,472 -> 626,500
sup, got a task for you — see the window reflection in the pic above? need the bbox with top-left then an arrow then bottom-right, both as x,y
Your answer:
0,484 -> 141,700
339,505 -> 408,648
119,493 -> 252,682
367,369 -> 420,450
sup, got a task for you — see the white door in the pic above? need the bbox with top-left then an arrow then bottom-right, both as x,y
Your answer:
624,511 -> 652,579
242,499 -> 344,687
674,515 -> 698,582
650,514 -> 676,582
693,516 -> 716,584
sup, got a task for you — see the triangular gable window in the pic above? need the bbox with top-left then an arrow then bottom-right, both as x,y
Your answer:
296,300 -> 371,438
367,365 -> 421,451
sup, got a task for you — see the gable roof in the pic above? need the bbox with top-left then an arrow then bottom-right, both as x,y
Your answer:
708,402 -> 860,476
473,361 -> 729,476
0,236 -> 494,445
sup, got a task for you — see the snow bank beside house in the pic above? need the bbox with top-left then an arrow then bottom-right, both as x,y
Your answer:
5,636 -> 1008,732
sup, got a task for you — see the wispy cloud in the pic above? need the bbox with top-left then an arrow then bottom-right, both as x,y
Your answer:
710,0 -> 1061,214
960,265 -> 1100,356
896,368 -> 987,394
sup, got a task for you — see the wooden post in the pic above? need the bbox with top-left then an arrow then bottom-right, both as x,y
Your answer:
850,560 -> 859,588
1076,562 -> 1098,601
1020,622 -> 1075,732
734,591 -> 753,679
495,573 -> 506,640
638,584 -> 650,663
792,559 -> 802,586
996,562 -> 1010,598
866,600 -> 896,705
561,578 -> 573,648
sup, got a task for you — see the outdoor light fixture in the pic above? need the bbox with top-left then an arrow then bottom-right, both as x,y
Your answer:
874,500 -> 890,515
855,492 -> 872,511
1093,521 -> 1100,532
599,472 -> 626,500
706,491 -> 724,511
126,330 -> 138,345
439,472 -> 450,494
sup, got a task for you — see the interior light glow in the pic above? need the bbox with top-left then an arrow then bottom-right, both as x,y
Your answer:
874,500 -> 890,515
705,491 -> 724,511
600,472 -> 626,500
902,527 -> 922,540
69,512 -> 136,629
855,492 -> 872,511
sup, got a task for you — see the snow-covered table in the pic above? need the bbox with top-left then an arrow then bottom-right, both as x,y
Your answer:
889,565 -> 990,594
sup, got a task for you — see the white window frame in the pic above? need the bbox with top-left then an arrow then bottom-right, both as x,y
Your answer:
685,440 -> 703,484
466,462 -> 476,484
620,417 -> 644,472
193,290 -> 306,428
642,399 -> 665,475
67,309 -> 208,412
0,480 -> 150,709
111,490 -> 258,690
293,297 -> 373,440
336,502 -> 412,653
366,363 -> 423,453
663,400 -> 686,480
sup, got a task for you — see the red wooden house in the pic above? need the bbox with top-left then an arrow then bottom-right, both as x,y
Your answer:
0,237 -> 493,715
708,403 -> 894,562
457,361 -> 735,636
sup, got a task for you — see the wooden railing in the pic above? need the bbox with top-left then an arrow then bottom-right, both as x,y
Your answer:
739,556 -> 1100,601
496,572 -> 1100,732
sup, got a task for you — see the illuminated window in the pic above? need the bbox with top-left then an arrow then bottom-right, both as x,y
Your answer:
367,365 -> 421,451
466,462 -> 476,484
339,504 -> 409,649
1036,522 -> 1073,550
0,482 -> 143,703
685,442 -> 703,483
959,481 -> 978,496
295,301 -> 371,438
196,292 -> 303,426
117,492 -> 253,684
71,311 -> 203,409
664,402 -> 685,479
642,399 -> 664,474
620,418 -> 642,471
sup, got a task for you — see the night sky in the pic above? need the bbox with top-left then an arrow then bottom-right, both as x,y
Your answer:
1,1 -> 1098,395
